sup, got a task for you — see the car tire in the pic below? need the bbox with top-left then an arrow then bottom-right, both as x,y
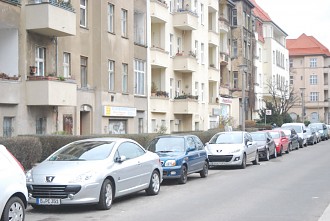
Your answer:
178,165 -> 188,184
264,149 -> 270,161
240,154 -> 247,169
278,146 -> 283,156
286,144 -> 291,154
2,196 -> 25,221
273,149 -> 277,158
252,151 -> 259,165
200,161 -> 209,178
146,170 -> 160,195
97,179 -> 113,210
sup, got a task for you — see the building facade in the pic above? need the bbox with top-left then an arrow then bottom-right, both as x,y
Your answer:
287,34 -> 330,124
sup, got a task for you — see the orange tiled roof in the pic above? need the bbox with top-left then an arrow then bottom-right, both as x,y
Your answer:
250,0 -> 272,22
287,33 -> 330,56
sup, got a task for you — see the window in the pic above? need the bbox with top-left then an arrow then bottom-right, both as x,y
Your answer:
201,83 -> 204,101
290,76 -> 293,85
177,37 -> 182,53
138,118 -> 143,134
195,82 -> 198,96
310,75 -> 317,85
122,63 -> 128,93
310,92 -> 319,102
3,117 -> 13,137
259,48 -> 262,61
176,80 -> 181,97
80,56 -> 87,88
134,11 -> 145,45
63,115 -> 73,135
169,34 -> 173,56
169,0 -> 173,13
232,9 -> 237,26
232,40 -> 237,57
310,58 -> 317,68
201,43 -> 204,64
200,4 -> 204,24
80,0 -> 87,27
194,40 -> 199,60
273,51 -> 275,64
108,3 -> 114,33
170,78 -> 174,98
134,60 -> 145,95
233,71 -> 238,88
35,46 -> 45,76
121,9 -> 128,37
36,117 -> 46,135
116,142 -> 145,159
63,52 -> 70,78
108,60 -> 115,91
151,119 -> 156,132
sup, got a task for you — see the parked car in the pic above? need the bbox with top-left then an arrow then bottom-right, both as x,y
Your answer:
281,123 -> 307,148
281,128 -> 300,150
205,131 -> 259,169
311,126 -> 322,143
305,127 -> 317,145
266,129 -> 290,155
146,135 -> 209,184
26,138 -> 163,210
0,145 -> 28,221
250,131 -> 276,160
308,123 -> 329,141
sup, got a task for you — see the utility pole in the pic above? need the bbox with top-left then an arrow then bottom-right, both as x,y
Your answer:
300,88 -> 306,123
239,64 -> 247,131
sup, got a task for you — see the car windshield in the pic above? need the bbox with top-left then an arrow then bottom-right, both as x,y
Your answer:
209,133 -> 243,144
282,130 -> 291,137
282,125 -> 302,133
309,124 -> 323,130
49,141 -> 114,161
269,132 -> 280,139
147,137 -> 185,153
251,133 -> 266,141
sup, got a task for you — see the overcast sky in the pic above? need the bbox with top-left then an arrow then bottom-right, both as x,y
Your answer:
255,0 -> 330,50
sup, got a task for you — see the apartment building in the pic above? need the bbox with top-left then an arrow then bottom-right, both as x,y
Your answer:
287,34 -> 330,123
251,0 -> 289,121
0,0 -> 148,136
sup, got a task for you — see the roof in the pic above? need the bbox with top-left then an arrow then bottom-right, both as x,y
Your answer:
287,33 -> 330,57
250,0 -> 271,22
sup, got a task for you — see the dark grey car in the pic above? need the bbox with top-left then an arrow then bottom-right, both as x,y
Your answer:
250,131 -> 276,161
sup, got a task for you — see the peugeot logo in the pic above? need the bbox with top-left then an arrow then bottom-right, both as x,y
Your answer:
216,149 -> 222,153
46,176 -> 55,183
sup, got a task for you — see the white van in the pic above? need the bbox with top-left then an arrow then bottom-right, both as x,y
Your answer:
281,123 -> 307,148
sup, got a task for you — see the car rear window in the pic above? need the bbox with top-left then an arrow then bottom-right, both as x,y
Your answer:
147,137 -> 185,152
251,133 -> 267,141
269,132 -> 280,139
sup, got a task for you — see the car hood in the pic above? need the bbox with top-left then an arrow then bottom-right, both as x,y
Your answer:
206,143 -> 243,155
29,160 -> 107,184
254,140 -> 266,147
156,151 -> 184,159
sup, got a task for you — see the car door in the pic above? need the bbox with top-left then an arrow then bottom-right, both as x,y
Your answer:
280,131 -> 289,150
112,142 -> 147,196
192,136 -> 207,171
291,129 -> 299,148
245,133 -> 255,161
185,136 -> 199,173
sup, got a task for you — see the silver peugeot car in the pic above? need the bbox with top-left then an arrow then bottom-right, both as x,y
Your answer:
26,138 -> 162,210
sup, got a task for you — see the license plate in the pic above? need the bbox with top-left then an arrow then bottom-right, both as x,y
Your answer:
36,198 -> 61,205
210,162 -> 226,166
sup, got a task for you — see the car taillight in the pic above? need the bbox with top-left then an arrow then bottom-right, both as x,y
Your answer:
5,147 -> 25,172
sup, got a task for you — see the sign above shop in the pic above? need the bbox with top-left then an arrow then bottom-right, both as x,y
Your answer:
220,97 -> 232,104
103,106 -> 137,117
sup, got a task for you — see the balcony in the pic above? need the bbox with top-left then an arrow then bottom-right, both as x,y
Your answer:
26,76 -> 77,106
173,10 -> 198,30
0,79 -> 20,104
220,52 -> 229,65
150,0 -> 168,23
208,30 -> 219,46
219,17 -> 229,33
150,96 -> 169,113
208,0 -> 218,12
173,96 -> 199,114
150,47 -> 169,68
220,84 -> 230,96
173,53 -> 198,72
208,66 -> 220,82
26,0 -> 76,37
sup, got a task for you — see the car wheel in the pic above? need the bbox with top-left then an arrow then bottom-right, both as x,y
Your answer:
252,151 -> 259,165
278,146 -> 283,156
286,144 -> 291,154
273,148 -> 277,158
146,170 -> 160,195
200,161 -> 209,178
97,179 -> 113,210
178,165 -> 188,184
264,149 -> 270,161
240,154 -> 247,169
2,196 -> 25,221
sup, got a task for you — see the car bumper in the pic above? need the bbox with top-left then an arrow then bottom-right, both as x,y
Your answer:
208,153 -> 243,166
27,182 -> 101,206
162,166 -> 183,179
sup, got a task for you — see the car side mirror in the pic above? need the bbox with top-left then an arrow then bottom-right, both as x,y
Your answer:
115,155 -> 127,163
187,146 -> 196,152
247,141 -> 253,146
303,130 -> 306,133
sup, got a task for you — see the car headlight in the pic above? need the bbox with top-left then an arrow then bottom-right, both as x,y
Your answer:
26,170 -> 33,183
164,160 -> 176,167
230,149 -> 241,154
69,171 -> 96,183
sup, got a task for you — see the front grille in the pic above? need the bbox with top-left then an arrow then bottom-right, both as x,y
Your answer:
209,155 -> 233,162
27,185 -> 81,199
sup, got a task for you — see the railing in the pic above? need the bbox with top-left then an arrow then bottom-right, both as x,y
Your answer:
1,0 -> 21,5
28,0 -> 74,12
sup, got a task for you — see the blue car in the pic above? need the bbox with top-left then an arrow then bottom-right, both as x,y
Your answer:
147,135 -> 209,184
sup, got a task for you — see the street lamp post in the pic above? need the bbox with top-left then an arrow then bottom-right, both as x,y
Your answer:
239,64 -> 248,131
300,88 -> 306,123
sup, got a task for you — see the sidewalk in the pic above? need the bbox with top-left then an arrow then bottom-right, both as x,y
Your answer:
319,203 -> 330,221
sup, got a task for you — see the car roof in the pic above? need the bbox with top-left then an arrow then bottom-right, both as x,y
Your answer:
73,137 -> 134,142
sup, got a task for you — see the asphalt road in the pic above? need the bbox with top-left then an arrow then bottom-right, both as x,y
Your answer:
26,140 -> 330,221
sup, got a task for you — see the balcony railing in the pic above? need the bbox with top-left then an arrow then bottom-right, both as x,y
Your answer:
1,0 -> 21,5
28,0 -> 74,12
